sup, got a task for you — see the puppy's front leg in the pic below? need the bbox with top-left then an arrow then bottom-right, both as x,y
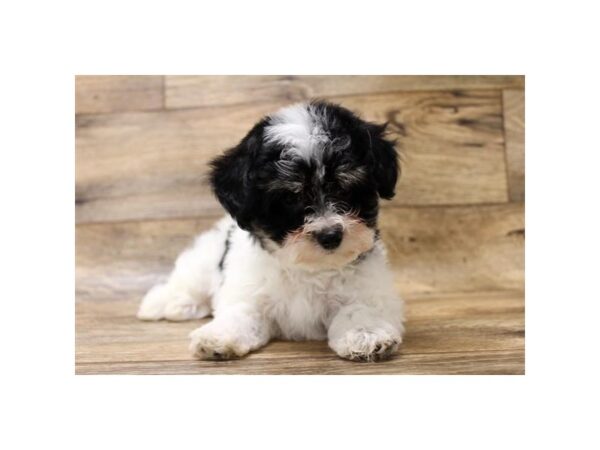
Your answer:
189,303 -> 272,360
328,304 -> 403,362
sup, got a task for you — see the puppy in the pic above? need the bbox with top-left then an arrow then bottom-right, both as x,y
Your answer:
137,100 -> 404,362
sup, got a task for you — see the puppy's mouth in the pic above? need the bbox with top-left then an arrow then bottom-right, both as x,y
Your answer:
277,215 -> 375,270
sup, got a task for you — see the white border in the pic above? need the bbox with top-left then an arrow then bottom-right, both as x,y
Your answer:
2,0 -> 599,448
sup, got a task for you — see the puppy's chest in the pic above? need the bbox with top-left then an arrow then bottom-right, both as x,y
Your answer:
263,270 -> 350,340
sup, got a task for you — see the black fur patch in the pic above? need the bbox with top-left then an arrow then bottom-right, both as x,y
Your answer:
218,225 -> 235,271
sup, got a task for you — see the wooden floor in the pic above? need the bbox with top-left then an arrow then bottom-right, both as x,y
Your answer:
75,75 -> 525,374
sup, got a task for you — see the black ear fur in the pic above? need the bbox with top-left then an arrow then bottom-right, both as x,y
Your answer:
368,123 -> 400,199
209,123 -> 264,230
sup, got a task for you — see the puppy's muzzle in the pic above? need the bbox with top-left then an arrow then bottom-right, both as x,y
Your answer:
311,225 -> 344,250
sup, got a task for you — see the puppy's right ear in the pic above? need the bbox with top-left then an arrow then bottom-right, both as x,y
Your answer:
209,123 -> 263,230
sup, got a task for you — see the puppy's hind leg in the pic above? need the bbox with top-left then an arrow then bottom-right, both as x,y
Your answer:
137,218 -> 233,322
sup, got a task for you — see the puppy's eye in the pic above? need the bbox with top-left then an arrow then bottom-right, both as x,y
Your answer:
326,178 -> 350,193
324,181 -> 338,192
335,167 -> 367,190
279,190 -> 300,203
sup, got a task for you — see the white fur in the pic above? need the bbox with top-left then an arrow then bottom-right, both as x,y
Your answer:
138,216 -> 404,361
264,103 -> 329,161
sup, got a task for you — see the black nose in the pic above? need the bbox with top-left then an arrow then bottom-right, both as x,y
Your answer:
313,226 -> 343,250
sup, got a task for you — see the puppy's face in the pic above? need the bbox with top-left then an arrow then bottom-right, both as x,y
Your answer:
210,101 -> 399,270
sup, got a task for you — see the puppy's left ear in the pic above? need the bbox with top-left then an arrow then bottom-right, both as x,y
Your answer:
368,123 -> 400,199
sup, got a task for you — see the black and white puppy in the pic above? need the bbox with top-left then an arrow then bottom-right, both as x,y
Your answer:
137,101 -> 405,362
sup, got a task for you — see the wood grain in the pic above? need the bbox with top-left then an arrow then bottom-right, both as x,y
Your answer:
75,76 -> 164,114
503,89 -> 525,201
75,204 -> 524,303
341,90 -> 508,206
75,102 -> 278,223
76,216 -> 210,302
76,349 -> 524,375
76,90 -> 508,223
382,204 -> 524,294
75,290 -> 524,375
165,75 -> 525,109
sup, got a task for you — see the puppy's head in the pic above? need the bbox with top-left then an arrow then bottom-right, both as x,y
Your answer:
210,101 -> 399,270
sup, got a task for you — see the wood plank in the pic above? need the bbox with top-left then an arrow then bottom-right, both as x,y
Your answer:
75,290 -> 524,374
503,89 -> 525,201
75,102 -> 279,223
381,204 -> 524,294
75,76 -> 164,114
77,349 -> 524,375
165,75 -> 525,109
76,90 -> 508,223
76,217 -> 212,302
75,204 -> 524,303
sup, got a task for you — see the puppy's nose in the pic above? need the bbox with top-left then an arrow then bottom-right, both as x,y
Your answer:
313,226 -> 343,250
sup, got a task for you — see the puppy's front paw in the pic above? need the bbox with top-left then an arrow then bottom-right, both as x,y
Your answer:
329,328 -> 401,362
189,324 -> 251,360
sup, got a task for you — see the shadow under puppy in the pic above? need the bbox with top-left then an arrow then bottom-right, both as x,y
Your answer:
138,100 -> 405,362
